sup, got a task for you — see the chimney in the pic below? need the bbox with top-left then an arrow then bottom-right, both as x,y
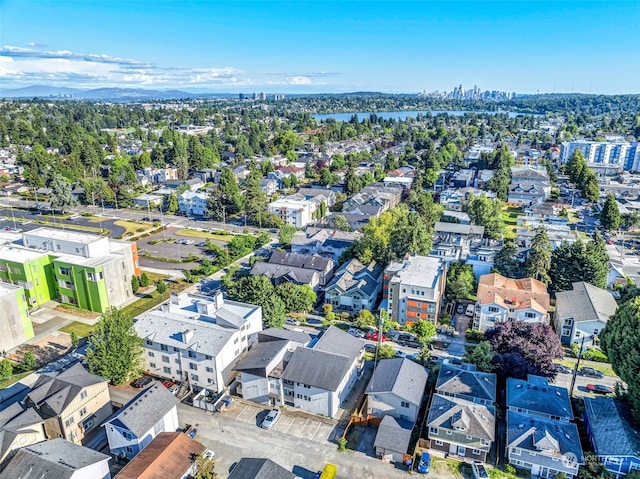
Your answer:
181,329 -> 194,343
170,292 -> 179,305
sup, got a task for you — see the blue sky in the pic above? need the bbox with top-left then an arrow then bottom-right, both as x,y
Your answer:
1,1 -> 638,93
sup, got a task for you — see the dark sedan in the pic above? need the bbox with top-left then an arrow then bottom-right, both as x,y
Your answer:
132,375 -> 153,388
586,384 -> 613,394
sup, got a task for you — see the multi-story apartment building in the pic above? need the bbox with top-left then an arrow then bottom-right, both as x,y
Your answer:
473,273 -> 550,332
384,254 -> 446,325
134,292 -> 262,393
268,197 -> 315,228
0,282 -> 34,352
0,228 -> 139,313
560,140 -> 639,171
178,191 -> 209,216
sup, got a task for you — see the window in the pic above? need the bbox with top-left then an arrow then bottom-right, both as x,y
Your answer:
466,435 -> 473,440
511,448 -> 521,456
65,417 -> 74,427
401,401 -> 410,408
162,355 -> 169,363
472,449 -> 481,455
206,367 -> 213,373
429,427 -> 438,434
191,374 -> 199,382
80,390 -> 88,400
488,306 -> 499,313
593,328 -> 599,335
79,407 -> 87,417
205,354 -> 212,360
145,339 -> 153,346
446,430 -> 452,435
148,352 -> 155,357
160,344 -> 168,351
480,438 -> 490,446
173,347 -> 180,352
188,350 -> 196,359
126,446 -> 134,454
564,318 -> 573,326
208,378 -> 214,384
189,363 -> 197,370
150,362 -> 156,368
59,267 -> 71,276
562,328 -> 572,337
86,271 -> 104,282
435,440 -> 443,446
525,312 -> 536,319
163,367 -> 171,374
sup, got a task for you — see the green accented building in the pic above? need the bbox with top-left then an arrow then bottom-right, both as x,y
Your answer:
0,282 -> 34,352
0,227 -> 140,314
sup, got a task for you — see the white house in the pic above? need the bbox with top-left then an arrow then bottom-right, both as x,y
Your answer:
0,438 -> 111,479
268,197 -> 314,228
132,194 -> 163,209
554,282 -> 618,346
474,273 -> 551,332
103,384 -> 179,460
324,259 -> 383,313
134,292 -> 262,392
178,191 -> 209,216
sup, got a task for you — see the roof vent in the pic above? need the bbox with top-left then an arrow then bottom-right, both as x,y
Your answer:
518,424 -> 525,429
516,384 -> 523,389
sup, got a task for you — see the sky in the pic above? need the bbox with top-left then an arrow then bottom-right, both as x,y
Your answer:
0,1 -> 639,94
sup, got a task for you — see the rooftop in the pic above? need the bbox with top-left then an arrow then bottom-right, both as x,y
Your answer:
0,281 -> 21,295
23,227 -> 104,245
477,273 -> 550,313
366,358 -> 428,406
0,243 -> 49,263
374,415 -> 413,454
583,397 -> 640,458
507,375 -> 573,420
555,281 -> 618,323
436,363 -> 497,403
427,393 -> 496,441
386,254 -> 444,290
228,457 -> 296,479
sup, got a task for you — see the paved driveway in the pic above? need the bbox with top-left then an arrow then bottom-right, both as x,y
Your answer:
220,399 -> 336,444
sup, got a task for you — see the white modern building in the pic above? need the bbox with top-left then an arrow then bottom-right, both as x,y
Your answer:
560,140 -> 639,171
178,190 -> 209,216
268,197 -> 315,228
134,292 -> 262,392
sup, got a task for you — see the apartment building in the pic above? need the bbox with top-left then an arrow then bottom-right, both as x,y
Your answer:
0,282 -> 34,352
134,292 -> 262,393
268,197 -> 315,228
384,254 -> 446,325
560,140 -> 639,171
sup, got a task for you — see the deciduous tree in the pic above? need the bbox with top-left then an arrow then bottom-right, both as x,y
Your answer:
463,341 -> 495,372
445,262 -> 477,301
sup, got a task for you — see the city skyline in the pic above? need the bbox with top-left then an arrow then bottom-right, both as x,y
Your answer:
0,1 -> 639,94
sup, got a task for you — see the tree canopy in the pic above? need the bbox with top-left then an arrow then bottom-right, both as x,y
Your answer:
445,262 -> 477,301
549,236 -> 608,292
600,193 -> 621,231
466,194 -> 505,239
525,227 -> 552,284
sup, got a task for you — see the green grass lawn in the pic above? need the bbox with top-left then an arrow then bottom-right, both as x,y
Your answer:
113,220 -> 155,236
120,279 -> 189,320
0,371 -> 33,390
174,228 -> 232,242
555,358 -> 616,377
501,206 -> 522,240
59,321 -> 94,338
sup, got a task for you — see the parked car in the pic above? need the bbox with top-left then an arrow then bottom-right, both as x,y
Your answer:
579,367 -> 604,379
162,380 -> 175,390
196,241 -> 208,247
417,451 -> 431,474
472,461 -> 489,479
465,304 -> 475,317
260,408 -> 281,429
394,350 -> 407,359
132,375 -> 153,388
456,303 -> 465,314
586,384 -> 613,394
366,331 -> 386,342
551,364 -> 572,374
348,328 -> 365,338
285,317 -> 301,327
364,344 -> 376,353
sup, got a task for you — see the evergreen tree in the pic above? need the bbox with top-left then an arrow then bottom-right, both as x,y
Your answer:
525,227 -> 552,284
49,173 -> 77,213
600,193 -> 621,230
493,242 -> 523,278
243,169 -> 267,225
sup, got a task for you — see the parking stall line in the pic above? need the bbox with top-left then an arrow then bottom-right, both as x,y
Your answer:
310,421 -> 323,440
235,406 -> 248,419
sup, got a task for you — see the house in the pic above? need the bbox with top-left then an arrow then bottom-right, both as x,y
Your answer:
134,292 -> 262,392
0,438 -> 111,479
268,197 -> 314,228
233,328 -> 310,405
366,358 -> 428,423
259,178 -> 278,196
583,397 -> 640,478
178,190 -> 209,216
267,250 -> 334,286
324,259 -> 383,312
249,262 -> 320,291
114,432 -> 209,479
280,326 -> 364,417
507,410 -> 583,479
450,169 -> 475,188
426,393 -> 495,462
0,402 -> 46,472
435,362 -> 497,406
228,458 -> 296,479
320,230 -> 361,262
132,194 -> 164,209
384,254 -> 446,325
296,187 -> 336,207
473,273 -> 550,332
382,176 -> 413,190
374,416 -> 414,463
506,375 -> 573,422
342,183 -> 403,212
25,363 -> 112,445
193,168 -> 218,184
508,167 -> 551,205
554,282 -> 618,346
0,282 -> 34,353
164,178 -> 204,192
430,222 -> 485,265
103,384 -> 179,460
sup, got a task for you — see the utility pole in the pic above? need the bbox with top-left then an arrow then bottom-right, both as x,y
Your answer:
570,335 -> 588,397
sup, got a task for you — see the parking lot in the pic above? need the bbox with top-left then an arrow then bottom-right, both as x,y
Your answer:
221,399 -> 337,444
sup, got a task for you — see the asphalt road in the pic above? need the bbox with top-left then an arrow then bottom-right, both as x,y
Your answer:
0,208 -> 126,237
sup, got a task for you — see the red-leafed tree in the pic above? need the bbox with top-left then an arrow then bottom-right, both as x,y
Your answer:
484,321 -> 563,380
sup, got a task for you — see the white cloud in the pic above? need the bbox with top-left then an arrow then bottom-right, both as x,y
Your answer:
284,76 -> 313,85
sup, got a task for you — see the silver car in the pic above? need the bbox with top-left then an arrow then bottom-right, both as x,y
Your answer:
260,409 -> 281,429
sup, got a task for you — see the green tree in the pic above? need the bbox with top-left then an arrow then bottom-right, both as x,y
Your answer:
49,173 -> 77,213
600,296 -> 640,424
376,344 -> 396,360
566,149 -> 586,185
70,331 -> 79,348
278,224 -> 297,246
131,275 -> 140,293
354,309 -> 376,329
550,240 -> 608,291
463,341 -> 495,372
140,272 -> 150,287
492,242 -> 523,278
227,275 -> 274,305
0,359 -> 13,379
600,193 -> 621,231
244,169 -> 267,225
525,227 -> 552,284
276,283 -> 316,313
445,262 -> 477,301
263,295 -> 286,329
410,319 -> 437,344
332,215 -> 351,232
156,280 -> 168,299
166,193 -> 179,214
23,351 -> 37,370
192,452 -> 217,479
466,194 -> 505,239
85,307 -> 143,385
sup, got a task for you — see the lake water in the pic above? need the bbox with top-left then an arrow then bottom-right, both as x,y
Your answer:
313,110 -> 534,121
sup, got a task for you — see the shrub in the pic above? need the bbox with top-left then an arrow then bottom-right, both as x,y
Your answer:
131,275 -> 140,293
505,464 -> 516,475
337,437 -> 347,452
23,351 -> 36,370
140,272 -> 150,287
465,329 -> 485,341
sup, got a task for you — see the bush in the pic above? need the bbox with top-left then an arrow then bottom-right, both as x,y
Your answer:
582,347 -> 608,362
131,275 -> 140,293
23,351 -> 36,370
140,272 -> 149,287
337,437 -> 347,452
465,329 -> 485,341
505,464 -> 516,475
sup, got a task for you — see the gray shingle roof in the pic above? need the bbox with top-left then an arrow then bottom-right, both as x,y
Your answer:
249,261 -> 318,285
507,410 -> 583,463
228,457 -> 296,479
233,340 -> 289,373
436,364 -> 497,403
374,415 -> 413,453
258,328 -> 311,344
555,281 -> 618,323
314,325 -> 363,362
583,397 -> 640,457
268,250 -> 333,271
102,383 -> 178,438
325,258 -> 382,297
0,402 -> 44,463
26,363 -> 107,415
427,393 -> 496,441
281,348 -> 352,391
367,358 -> 428,406
506,376 -> 573,420
0,438 -> 110,479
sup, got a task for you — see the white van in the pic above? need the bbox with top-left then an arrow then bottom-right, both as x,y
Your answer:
465,304 -> 475,317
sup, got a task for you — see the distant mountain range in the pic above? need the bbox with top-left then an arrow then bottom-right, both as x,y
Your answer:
0,85 -> 242,100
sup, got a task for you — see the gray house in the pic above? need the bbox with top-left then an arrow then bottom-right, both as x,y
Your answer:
506,375 -> 573,422
427,393 -> 495,462
228,457 -> 296,479
374,415 -> 413,463
324,258 -> 383,312
435,363 -> 497,406
366,358 -> 428,423
267,250 -> 335,286
554,281 -> 618,346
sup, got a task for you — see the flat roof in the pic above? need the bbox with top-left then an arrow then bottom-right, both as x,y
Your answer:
24,227 -> 105,245
0,281 -> 21,295
0,244 -> 49,263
